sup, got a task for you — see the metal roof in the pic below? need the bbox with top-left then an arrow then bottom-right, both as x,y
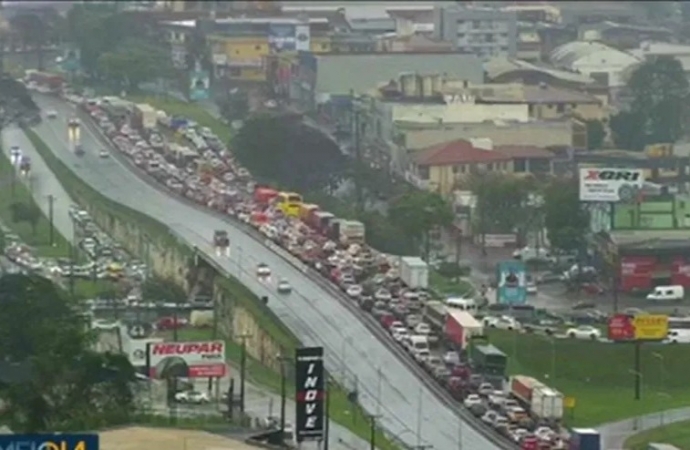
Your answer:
550,41 -> 612,67
484,57 -> 594,84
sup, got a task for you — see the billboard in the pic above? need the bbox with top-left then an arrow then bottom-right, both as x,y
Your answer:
295,346 -> 325,442
146,341 -> 226,378
607,314 -> 668,341
496,260 -> 527,305
579,168 -> 644,202
189,69 -> 210,101
60,45 -> 81,73
269,23 -> 296,53
295,24 -> 311,52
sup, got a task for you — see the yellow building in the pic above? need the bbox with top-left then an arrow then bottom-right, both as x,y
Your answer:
207,18 -> 331,82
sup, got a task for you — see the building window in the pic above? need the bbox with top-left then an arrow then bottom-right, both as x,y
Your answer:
418,166 -> 430,179
571,103 -> 578,109
557,104 -> 565,113
487,163 -> 494,171
453,165 -> 460,174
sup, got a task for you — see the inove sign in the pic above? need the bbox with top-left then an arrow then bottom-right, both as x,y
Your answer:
146,340 -> 227,378
579,168 -> 644,202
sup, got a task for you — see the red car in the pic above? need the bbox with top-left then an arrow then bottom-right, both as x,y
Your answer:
157,316 -> 187,331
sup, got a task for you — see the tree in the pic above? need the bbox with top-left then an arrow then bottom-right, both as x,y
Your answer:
234,113 -> 346,192
585,119 -> 606,150
615,56 -> 690,148
543,179 -> 589,253
609,110 -> 646,150
389,190 -> 453,258
10,202 -> 40,235
97,39 -> 172,91
219,90 -> 250,122
0,274 -> 136,432
142,276 -> 187,303
469,173 -> 535,253
11,10 -> 62,72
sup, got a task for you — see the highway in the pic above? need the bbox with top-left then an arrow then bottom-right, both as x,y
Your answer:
28,94 -> 507,449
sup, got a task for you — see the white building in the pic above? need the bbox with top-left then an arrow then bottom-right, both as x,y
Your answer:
549,41 -> 640,87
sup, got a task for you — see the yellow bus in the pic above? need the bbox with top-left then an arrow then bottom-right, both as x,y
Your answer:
276,192 -> 303,217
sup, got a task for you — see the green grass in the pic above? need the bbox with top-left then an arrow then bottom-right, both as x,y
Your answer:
429,270 -> 475,296
487,329 -> 690,426
624,419 -> 690,450
26,130 -> 400,450
0,149 -> 71,257
125,95 -> 233,144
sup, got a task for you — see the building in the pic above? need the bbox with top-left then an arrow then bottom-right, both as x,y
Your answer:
293,53 -> 483,115
501,4 -> 562,24
516,27 -> 542,62
412,139 -> 554,195
201,17 -> 330,83
433,5 -> 518,59
386,6 -> 435,37
413,139 -> 513,195
629,43 -> 690,80
442,82 -> 605,120
593,230 -> 690,292
376,34 -> 453,53
558,2 -> 646,26
549,41 -> 640,87
536,23 -> 578,61
579,21 -> 675,50
484,57 -> 600,93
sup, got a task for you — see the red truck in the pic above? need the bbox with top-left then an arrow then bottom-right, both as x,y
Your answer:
27,71 -> 64,93
253,187 -> 278,205
445,310 -> 483,349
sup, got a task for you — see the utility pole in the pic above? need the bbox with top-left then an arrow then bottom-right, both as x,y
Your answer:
47,195 -> 55,246
367,414 -> 382,450
277,353 -> 291,446
69,227 -> 76,300
351,95 -> 363,214
236,333 -> 252,413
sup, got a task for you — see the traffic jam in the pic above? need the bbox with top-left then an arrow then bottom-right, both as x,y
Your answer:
60,93 -> 600,449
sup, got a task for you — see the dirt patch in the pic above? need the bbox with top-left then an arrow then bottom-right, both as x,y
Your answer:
100,426 -> 258,450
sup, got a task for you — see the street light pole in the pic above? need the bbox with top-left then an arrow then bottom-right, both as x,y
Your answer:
367,414 -> 382,450
47,194 -> 55,246
277,353 -> 290,446
652,352 -> 665,392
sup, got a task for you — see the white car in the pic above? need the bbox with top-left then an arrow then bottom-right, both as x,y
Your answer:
483,316 -> 520,330
463,394 -> 483,408
256,263 -> 271,277
413,349 -> 430,363
566,325 -> 601,340
443,351 -> 460,366
392,329 -> 409,343
277,279 -> 292,293
174,391 -> 209,404
389,322 -> 407,335
99,149 -> 110,158
45,109 -> 57,119
346,284 -> 362,298
374,288 -> 392,302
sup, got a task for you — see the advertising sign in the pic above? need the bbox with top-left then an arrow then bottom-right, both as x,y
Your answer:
269,23 -> 296,53
189,65 -> 210,101
633,314 -> 668,340
0,434 -> 99,450
60,45 -> 81,73
607,314 -> 636,341
496,260 -> 527,305
146,341 -> 226,378
607,314 -> 668,341
295,24 -> 311,52
295,346 -> 325,442
579,168 -> 644,202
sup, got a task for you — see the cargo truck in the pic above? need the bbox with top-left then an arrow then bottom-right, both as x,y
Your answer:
569,428 -> 600,450
133,103 -> 158,130
338,220 -> 365,245
510,375 -> 564,421
445,310 -> 483,349
400,256 -> 429,289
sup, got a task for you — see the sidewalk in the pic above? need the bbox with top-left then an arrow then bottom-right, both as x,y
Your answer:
598,406 -> 690,449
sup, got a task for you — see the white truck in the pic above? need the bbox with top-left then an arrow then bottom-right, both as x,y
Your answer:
400,256 -> 429,289
134,103 -> 158,130
510,375 -> 564,421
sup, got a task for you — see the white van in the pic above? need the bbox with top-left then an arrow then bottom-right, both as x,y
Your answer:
646,285 -> 684,302
665,329 -> 690,344
405,335 -> 429,355
446,297 -> 478,314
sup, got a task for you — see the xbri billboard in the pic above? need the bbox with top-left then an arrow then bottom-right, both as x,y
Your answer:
295,346 -> 325,442
146,341 -> 226,378
579,168 -> 644,202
